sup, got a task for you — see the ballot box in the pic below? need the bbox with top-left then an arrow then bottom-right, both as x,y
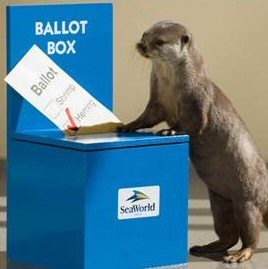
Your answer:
6,3 -> 189,269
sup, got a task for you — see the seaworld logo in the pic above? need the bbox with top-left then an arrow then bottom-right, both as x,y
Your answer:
126,190 -> 150,203
118,186 -> 160,220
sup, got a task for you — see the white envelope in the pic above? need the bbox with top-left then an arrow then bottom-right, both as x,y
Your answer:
5,45 -> 123,135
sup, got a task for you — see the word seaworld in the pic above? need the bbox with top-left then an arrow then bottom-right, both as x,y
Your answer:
120,203 -> 156,215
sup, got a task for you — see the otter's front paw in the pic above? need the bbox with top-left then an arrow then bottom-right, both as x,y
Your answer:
117,123 -> 139,132
157,128 -> 181,136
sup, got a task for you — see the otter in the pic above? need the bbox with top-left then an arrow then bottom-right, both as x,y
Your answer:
119,21 -> 268,263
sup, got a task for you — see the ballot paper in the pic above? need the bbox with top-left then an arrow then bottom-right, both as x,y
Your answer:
5,45 -> 123,135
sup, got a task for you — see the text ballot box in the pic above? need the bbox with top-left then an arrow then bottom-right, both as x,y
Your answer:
7,3 -> 189,269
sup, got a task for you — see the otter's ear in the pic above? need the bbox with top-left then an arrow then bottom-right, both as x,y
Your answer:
181,35 -> 190,45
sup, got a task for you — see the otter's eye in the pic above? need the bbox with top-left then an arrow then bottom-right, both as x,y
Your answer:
155,39 -> 165,46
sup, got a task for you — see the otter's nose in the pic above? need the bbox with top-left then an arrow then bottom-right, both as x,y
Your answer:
136,42 -> 147,53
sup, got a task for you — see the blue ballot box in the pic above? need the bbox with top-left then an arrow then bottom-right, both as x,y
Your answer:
7,3 -> 189,269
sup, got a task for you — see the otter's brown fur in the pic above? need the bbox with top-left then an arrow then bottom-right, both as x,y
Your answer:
119,21 -> 268,263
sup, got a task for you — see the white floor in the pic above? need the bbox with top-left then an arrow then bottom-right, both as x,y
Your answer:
1,164 -> 268,269
0,197 -> 6,252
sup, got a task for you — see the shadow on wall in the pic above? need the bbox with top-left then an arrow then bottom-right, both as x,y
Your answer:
0,161 -> 6,196
189,164 -> 208,200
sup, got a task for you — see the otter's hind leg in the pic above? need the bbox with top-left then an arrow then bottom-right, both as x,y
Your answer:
224,202 -> 261,263
190,189 -> 239,255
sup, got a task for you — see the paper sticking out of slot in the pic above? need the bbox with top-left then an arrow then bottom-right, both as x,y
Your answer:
5,45 -> 123,136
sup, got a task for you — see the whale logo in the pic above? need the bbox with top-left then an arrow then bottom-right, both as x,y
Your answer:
126,190 -> 150,203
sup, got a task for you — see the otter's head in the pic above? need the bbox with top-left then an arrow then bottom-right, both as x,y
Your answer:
136,21 -> 192,62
